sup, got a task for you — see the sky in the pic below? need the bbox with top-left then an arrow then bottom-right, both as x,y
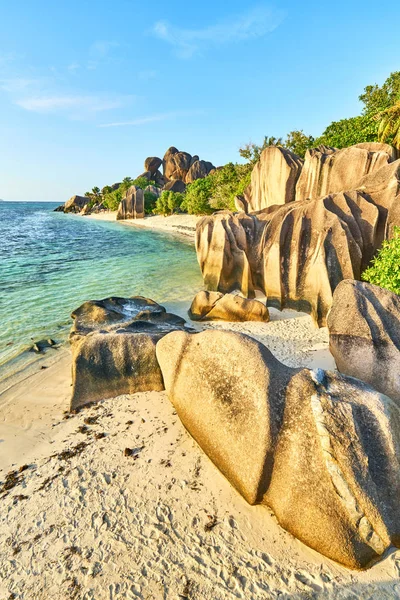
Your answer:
0,0 -> 399,201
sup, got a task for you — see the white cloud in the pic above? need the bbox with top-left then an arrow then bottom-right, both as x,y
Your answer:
16,94 -> 134,116
99,109 -> 205,128
152,4 -> 286,58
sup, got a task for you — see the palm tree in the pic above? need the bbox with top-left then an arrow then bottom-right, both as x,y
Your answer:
375,101 -> 400,149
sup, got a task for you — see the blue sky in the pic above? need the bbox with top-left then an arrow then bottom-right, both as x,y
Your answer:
1,0 -> 399,201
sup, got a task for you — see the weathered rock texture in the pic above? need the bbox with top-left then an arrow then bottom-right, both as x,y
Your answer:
328,279 -> 400,403
117,186 -> 144,220
189,291 -> 269,322
295,143 -> 395,203
244,146 -> 304,212
196,188 -> 380,325
157,329 -> 400,568
196,147 -> 400,326
70,296 -> 187,410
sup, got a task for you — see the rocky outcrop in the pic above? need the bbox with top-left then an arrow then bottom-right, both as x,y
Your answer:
70,296 -> 188,410
196,148 -> 400,326
189,291 -> 270,322
327,279 -> 400,403
54,195 -> 89,213
144,184 -> 162,198
234,195 -> 248,213
157,329 -> 400,568
244,146 -> 304,212
117,185 -> 144,220
357,159 -> 400,244
144,156 -> 162,175
196,189 -> 380,325
295,143 -> 395,203
163,147 -> 192,181
186,159 -> 215,184
163,180 -> 186,193
162,146 -> 215,185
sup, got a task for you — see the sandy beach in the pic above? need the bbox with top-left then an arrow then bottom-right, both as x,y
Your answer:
86,211 -> 202,241
2,304 -> 400,599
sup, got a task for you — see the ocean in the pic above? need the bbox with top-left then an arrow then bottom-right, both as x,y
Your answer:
0,202 -> 202,381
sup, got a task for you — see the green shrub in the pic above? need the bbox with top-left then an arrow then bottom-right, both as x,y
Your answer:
103,189 -> 122,211
132,176 -> 156,190
181,177 -> 214,215
153,191 -> 185,216
144,191 -> 158,214
362,227 -> 400,294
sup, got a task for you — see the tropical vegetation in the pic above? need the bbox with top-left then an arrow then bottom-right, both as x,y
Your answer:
83,71 -> 400,217
362,227 -> 400,294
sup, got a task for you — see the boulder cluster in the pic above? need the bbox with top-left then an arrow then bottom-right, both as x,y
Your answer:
196,142 -> 400,325
55,147 -> 215,216
69,290 -> 400,569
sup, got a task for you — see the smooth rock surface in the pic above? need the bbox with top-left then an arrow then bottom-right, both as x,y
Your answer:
157,329 -> 400,568
189,291 -> 270,322
244,146 -> 303,212
327,279 -> 400,402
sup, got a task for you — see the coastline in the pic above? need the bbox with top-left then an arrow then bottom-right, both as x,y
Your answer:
2,304 -> 400,597
85,211 -> 201,241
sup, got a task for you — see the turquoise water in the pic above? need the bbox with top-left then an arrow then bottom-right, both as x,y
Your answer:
0,202 -> 202,379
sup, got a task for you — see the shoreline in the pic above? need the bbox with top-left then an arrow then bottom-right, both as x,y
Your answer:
84,211 -> 201,242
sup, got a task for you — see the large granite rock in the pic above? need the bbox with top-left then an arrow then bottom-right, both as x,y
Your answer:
157,329 -> 400,568
144,156 -> 162,175
117,185 -> 144,220
162,146 -> 216,184
62,195 -> 89,214
357,159 -> 400,244
189,291 -> 269,322
296,144 -> 394,203
70,296 -> 188,410
327,279 -> 400,403
196,189 -> 380,326
186,159 -> 214,184
163,147 -> 192,181
163,179 -> 186,193
244,146 -> 303,212
144,185 -> 162,198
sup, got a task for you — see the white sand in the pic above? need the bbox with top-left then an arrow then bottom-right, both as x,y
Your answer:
1,308 -> 400,598
86,211 -> 201,241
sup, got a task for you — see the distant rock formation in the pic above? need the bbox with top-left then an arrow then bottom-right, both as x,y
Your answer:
244,146 -> 303,212
117,186 -> 144,220
196,146 -> 400,326
54,195 -> 89,213
189,291 -> 270,322
157,329 -> 400,568
328,279 -> 400,402
69,296 -> 188,410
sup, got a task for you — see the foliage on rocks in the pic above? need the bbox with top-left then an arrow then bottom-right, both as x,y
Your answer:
362,227 -> 400,294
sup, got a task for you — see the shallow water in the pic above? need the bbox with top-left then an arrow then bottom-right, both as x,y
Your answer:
0,202 -> 202,379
